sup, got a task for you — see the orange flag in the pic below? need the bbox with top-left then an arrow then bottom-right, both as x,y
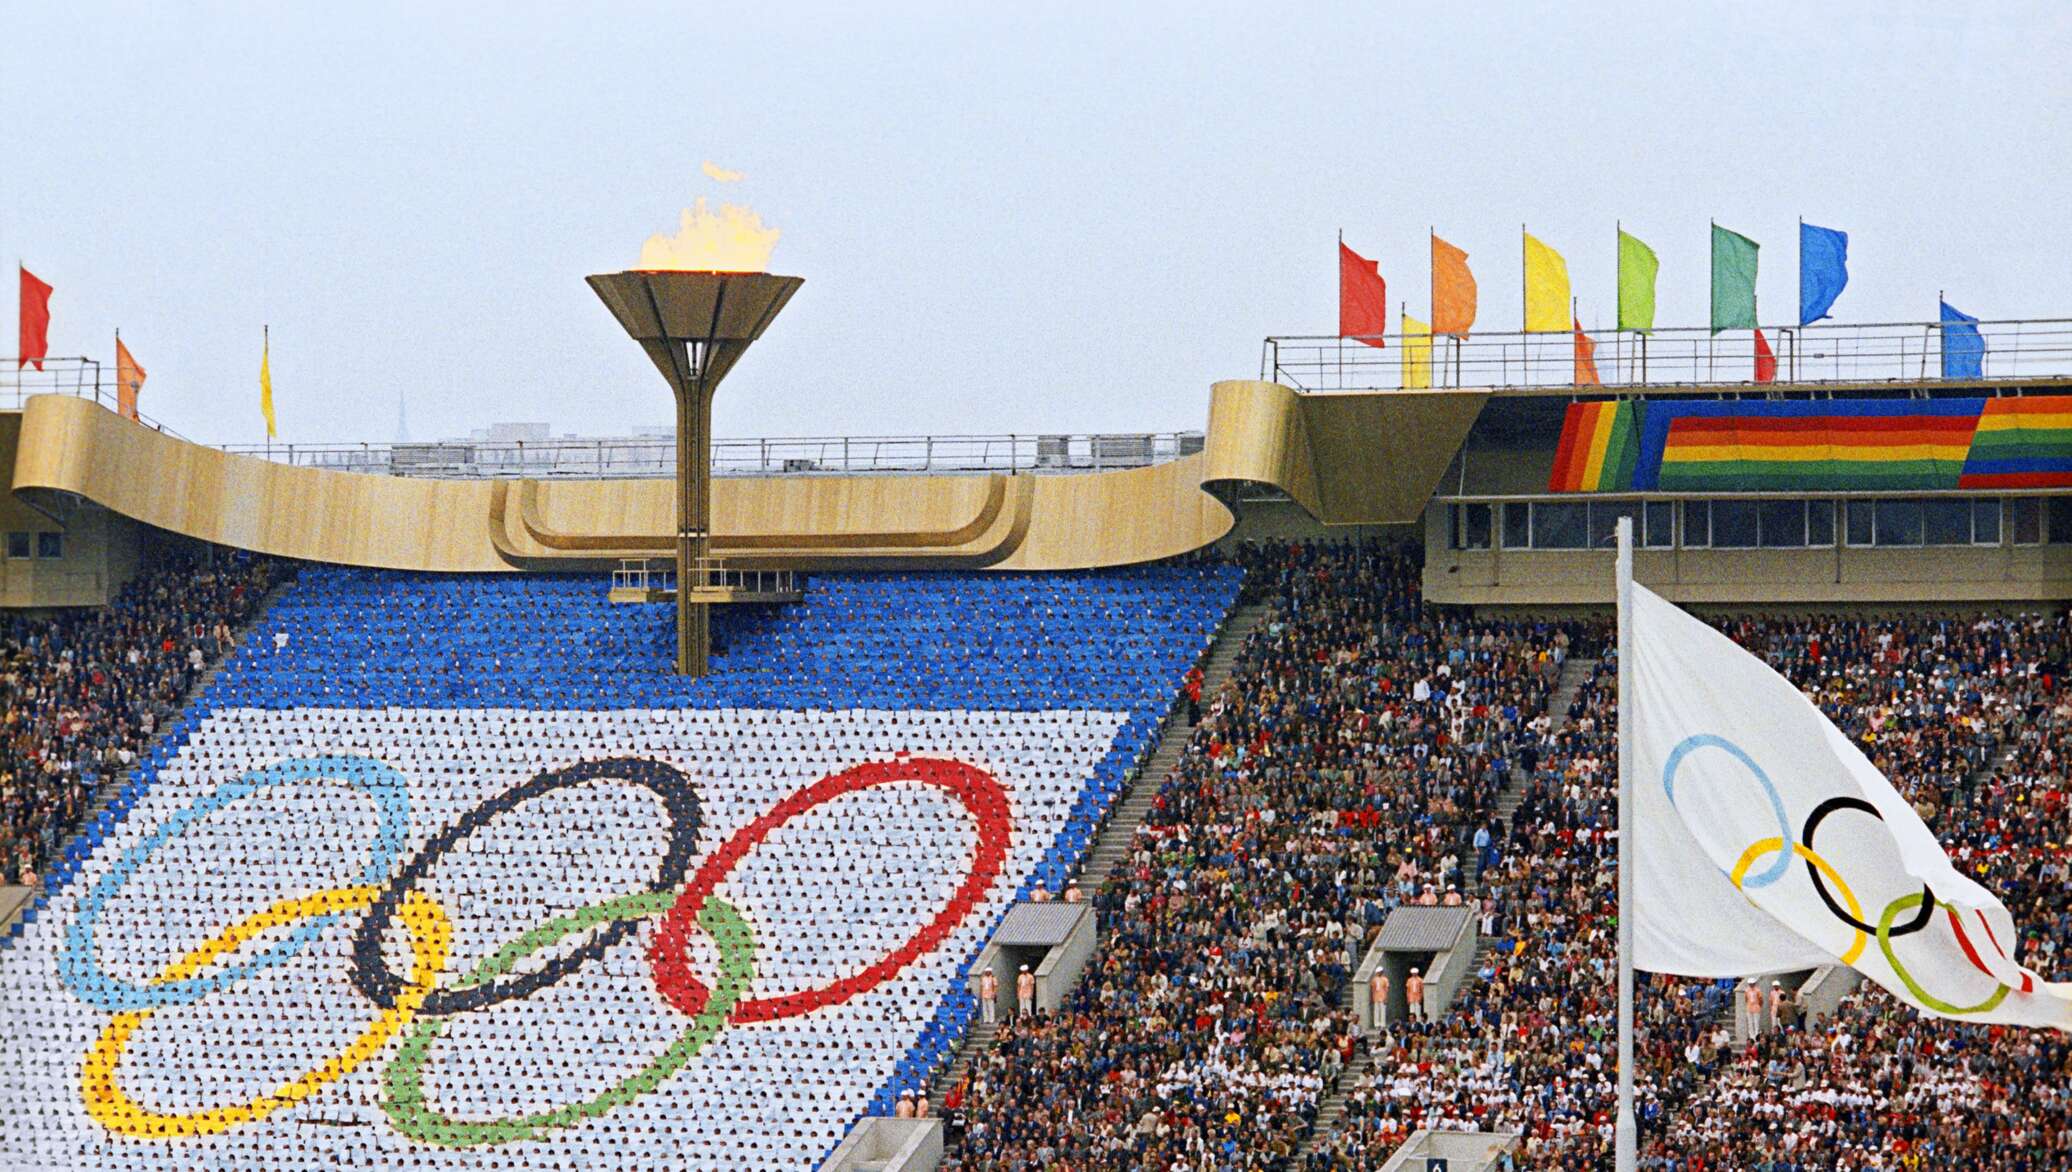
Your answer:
1431,234 -> 1477,337
115,334 -> 147,421
1572,319 -> 1601,386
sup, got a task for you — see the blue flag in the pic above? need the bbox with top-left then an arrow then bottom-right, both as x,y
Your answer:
1798,222 -> 1848,325
1940,300 -> 1985,380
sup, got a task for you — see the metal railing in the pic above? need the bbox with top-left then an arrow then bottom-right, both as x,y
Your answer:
613,558 -> 799,597
211,430 -> 1207,480
612,558 -> 675,597
1,357 -> 1206,480
686,558 -> 797,596
1262,318 -> 2072,392
0,357 -> 187,436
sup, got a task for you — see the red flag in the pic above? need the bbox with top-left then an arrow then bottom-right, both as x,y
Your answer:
18,266 -> 52,371
1572,319 -> 1601,387
1754,326 -> 1777,384
1339,241 -> 1388,349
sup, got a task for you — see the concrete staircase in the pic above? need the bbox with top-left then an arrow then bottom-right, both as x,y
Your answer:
926,1021 -> 996,1116
925,600 -> 1270,1118
1077,602 -> 1270,891
1298,1025 -> 1374,1159
1466,656 -> 1597,892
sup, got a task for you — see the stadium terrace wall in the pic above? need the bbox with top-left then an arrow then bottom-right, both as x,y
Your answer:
5,384 -> 1483,576
0,412 -> 142,607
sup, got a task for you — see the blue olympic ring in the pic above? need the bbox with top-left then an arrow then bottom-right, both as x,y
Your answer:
1661,733 -> 1795,889
60,756 -> 410,1012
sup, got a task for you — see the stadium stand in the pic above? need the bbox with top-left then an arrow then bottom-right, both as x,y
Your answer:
0,547 -> 280,888
0,562 -> 1240,1171
1308,608 -> 2072,1169
943,540 -> 1592,1169
10,531 -> 2072,1171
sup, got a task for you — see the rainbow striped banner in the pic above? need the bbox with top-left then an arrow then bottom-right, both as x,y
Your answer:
1959,395 -> 2072,489
1631,399 -> 1986,492
1548,401 -> 1642,492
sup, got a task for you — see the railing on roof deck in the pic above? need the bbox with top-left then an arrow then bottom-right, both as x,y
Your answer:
208,431 -> 1207,480
1261,318 -> 2072,393
0,357 -> 188,437
0,359 -> 1206,481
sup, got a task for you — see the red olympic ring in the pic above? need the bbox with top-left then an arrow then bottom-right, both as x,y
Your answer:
649,757 -> 1012,1022
1948,905 -> 2035,994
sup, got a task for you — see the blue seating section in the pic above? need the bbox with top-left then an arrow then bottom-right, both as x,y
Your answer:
1,563 -> 1238,1171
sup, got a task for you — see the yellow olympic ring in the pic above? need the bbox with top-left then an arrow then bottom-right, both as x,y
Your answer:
1729,837 -> 1867,966
81,885 -> 451,1138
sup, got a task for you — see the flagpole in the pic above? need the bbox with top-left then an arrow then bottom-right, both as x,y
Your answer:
1615,514 -> 1638,1172
1796,216 -> 1804,382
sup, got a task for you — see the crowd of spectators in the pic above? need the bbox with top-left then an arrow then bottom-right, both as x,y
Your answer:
1642,612 -> 2072,1168
944,540 -> 1589,1169
1310,657 -> 1741,1168
1649,982 -> 2072,1169
1316,610 -> 2072,1169
941,554 -> 2072,1168
0,547 -> 279,886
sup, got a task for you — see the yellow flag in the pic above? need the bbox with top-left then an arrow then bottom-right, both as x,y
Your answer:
1402,311 -> 1432,389
259,330 -> 277,438
1523,232 -> 1571,333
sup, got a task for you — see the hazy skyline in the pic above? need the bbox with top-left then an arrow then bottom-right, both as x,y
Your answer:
4,2 -> 2069,445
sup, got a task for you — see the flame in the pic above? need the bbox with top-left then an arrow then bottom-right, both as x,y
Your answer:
637,197 -> 781,273
701,160 -> 745,183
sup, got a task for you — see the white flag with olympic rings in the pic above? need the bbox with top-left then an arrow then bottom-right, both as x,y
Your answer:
1629,582 -> 2072,1028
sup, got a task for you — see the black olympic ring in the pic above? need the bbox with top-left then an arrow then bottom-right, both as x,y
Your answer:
350,756 -> 702,1016
1801,795 -> 1934,939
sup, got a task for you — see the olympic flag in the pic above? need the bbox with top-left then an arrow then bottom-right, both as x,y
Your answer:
1625,579 -> 2072,1029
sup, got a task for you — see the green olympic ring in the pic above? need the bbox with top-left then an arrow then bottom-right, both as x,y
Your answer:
381,890 -> 754,1146
1875,891 -> 2009,1017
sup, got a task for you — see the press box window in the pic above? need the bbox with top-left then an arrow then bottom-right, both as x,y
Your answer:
1502,503 -> 1532,550
1757,500 -> 1804,548
1922,499 -> 1972,546
1530,502 -> 1587,550
2012,499 -> 2043,545
1643,502 -> 1675,549
1874,499 -> 1925,547
1709,500 -> 1759,549
4,532 -> 28,559
35,532 -> 62,559
1681,501 -> 1710,548
1971,500 -> 2001,546
1807,501 -> 1836,547
1450,503 -> 1492,550
1587,502 -> 1637,549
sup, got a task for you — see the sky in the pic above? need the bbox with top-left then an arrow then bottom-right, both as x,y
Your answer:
3,2 -> 2070,446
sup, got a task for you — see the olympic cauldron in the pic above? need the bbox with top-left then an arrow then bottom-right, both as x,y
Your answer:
586,269 -> 803,676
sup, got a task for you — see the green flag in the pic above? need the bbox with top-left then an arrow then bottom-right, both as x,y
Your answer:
1711,223 -> 1759,333
1617,228 -> 1658,332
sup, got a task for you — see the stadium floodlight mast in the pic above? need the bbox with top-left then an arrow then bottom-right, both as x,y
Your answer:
586,269 -> 803,675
